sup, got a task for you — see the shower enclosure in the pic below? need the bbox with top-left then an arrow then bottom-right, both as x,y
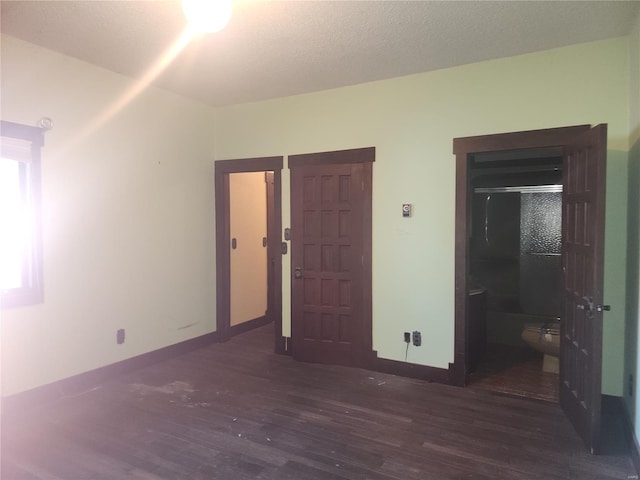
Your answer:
470,184 -> 563,345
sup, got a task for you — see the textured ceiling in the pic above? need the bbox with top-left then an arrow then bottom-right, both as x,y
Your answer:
1,1 -> 638,107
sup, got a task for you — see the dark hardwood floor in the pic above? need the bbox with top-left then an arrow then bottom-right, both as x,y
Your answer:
2,324 -> 634,479
469,344 -> 560,403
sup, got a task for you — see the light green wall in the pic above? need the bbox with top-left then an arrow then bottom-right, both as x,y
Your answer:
0,35 -> 218,396
625,8 -> 640,440
606,148 -> 629,395
215,38 -> 630,394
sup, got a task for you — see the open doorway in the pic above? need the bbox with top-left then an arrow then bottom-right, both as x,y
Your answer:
229,171 -> 270,334
452,125 -> 608,453
214,157 -> 283,352
466,148 -> 563,402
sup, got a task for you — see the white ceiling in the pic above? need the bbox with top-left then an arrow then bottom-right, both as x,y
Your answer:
1,0 -> 638,107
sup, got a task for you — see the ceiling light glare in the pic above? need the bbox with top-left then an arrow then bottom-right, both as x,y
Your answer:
182,0 -> 232,33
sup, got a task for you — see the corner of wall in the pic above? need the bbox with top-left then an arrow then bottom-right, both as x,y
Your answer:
624,5 -> 640,433
627,139 -> 640,414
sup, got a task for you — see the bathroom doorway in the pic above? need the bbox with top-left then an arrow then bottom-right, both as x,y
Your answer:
452,125 -> 608,454
466,149 -> 563,402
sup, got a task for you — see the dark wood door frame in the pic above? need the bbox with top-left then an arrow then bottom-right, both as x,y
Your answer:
288,147 -> 374,368
450,125 -> 591,386
214,156 -> 284,353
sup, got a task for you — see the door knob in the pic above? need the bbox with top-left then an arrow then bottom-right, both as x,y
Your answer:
294,267 -> 302,279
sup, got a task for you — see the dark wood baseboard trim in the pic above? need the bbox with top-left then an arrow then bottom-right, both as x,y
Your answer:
616,396 -> 640,475
228,315 -> 271,338
372,352 -> 451,384
448,359 -> 466,387
2,330 -> 220,415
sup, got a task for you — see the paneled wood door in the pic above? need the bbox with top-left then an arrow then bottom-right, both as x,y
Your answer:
560,124 -> 607,454
289,149 -> 373,367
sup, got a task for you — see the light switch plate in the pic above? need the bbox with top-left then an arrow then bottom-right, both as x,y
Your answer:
402,204 -> 412,217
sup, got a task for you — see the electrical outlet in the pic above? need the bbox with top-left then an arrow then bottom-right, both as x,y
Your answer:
404,332 -> 411,343
412,331 -> 421,347
117,329 -> 125,345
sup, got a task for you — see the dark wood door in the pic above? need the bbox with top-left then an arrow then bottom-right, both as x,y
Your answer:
290,161 -> 370,366
560,124 -> 607,454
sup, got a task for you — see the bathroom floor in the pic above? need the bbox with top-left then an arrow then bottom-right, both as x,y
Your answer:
468,343 -> 559,402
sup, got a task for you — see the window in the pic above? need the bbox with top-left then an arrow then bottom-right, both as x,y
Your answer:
0,121 -> 44,308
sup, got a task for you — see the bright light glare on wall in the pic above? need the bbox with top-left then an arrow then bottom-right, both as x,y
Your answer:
0,158 -> 27,290
182,0 -> 232,33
